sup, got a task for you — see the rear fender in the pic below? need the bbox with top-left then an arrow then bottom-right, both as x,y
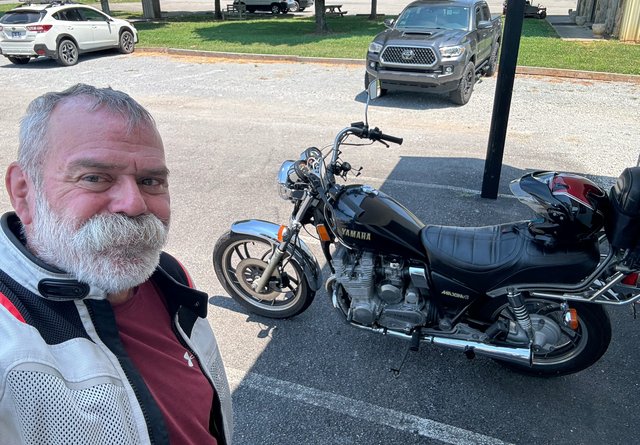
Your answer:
230,219 -> 323,291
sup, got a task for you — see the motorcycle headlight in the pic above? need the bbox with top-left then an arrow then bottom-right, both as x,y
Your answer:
368,42 -> 383,54
440,45 -> 465,58
277,160 -> 296,201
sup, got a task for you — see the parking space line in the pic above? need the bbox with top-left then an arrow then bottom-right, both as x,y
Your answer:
227,367 -> 514,445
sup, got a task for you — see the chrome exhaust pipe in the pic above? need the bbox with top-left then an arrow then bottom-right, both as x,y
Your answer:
350,322 -> 533,367
428,336 -> 533,367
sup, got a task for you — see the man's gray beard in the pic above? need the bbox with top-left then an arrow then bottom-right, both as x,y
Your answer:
27,196 -> 169,295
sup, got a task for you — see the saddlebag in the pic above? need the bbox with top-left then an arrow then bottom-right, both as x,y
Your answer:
605,167 -> 640,250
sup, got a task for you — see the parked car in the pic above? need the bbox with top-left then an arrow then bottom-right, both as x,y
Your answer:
365,0 -> 502,105
233,0 -> 297,14
292,0 -> 314,12
0,1 -> 138,66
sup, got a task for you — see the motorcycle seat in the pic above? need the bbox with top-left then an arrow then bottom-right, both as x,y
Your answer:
421,222 -> 600,293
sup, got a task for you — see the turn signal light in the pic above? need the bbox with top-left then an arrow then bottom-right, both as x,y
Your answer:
26,24 -> 52,33
622,272 -> 639,286
277,225 -> 286,242
564,308 -> 579,330
316,224 -> 331,242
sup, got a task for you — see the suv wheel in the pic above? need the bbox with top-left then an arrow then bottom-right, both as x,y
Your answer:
7,56 -> 30,65
271,3 -> 280,13
119,30 -> 135,54
449,61 -> 475,105
57,39 -> 79,66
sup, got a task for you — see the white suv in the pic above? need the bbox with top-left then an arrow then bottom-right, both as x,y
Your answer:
0,1 -> 138,66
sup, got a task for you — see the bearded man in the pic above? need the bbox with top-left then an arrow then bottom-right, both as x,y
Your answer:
0,84 -> 233,445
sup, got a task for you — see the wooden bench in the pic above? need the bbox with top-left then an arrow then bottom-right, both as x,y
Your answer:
224,3 -> 247,19
325,4 -> 347,16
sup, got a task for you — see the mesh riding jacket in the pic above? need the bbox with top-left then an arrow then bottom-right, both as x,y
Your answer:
0,212 -> 233,445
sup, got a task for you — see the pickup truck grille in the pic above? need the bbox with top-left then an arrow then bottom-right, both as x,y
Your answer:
381,46 -> 437,66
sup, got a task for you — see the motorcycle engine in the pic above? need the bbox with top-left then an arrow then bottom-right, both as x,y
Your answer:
332,245 -> 434,331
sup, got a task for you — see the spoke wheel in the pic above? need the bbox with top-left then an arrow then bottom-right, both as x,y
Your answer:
57,39 -> 78,66
213,231 -> 315,318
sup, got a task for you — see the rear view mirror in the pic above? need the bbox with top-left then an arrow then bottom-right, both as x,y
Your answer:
367,80 -> 381,101
383,18 -> 394,28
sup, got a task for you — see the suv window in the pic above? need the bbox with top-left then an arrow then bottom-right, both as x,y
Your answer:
78,8 -> 109,22
0,11 -> 45,24
54,8 -> 84,22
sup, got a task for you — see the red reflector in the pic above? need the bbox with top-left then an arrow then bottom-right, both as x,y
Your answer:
622,273 -> 639,286
26,24 -> 52,33
36,49 -> 45,55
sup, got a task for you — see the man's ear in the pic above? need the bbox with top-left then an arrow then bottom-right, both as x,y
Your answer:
5,162 -> 34,226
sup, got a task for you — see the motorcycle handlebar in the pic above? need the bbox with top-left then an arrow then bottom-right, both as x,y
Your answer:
366,127 -> 403,145
379,132 -> 403,145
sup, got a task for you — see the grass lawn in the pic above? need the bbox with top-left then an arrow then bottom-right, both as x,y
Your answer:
1,3 -> 639,75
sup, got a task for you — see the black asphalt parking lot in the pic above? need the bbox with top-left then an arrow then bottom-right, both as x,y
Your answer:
1,52 -> 639,445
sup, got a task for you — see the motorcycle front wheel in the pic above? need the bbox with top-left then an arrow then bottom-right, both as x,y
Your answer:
480,297 -> 612,377
213,231 -> 315,318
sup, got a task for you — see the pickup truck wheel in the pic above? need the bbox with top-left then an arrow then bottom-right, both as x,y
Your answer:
450,61 -> 475,105
364,72 -> 387,96
485,42 -> 499,77
271,4 -> 280,13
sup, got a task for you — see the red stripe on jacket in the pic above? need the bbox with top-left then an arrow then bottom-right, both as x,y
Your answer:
0,291 -> 25,323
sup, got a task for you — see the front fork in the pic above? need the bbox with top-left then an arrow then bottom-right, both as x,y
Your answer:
252,193 -> 315,293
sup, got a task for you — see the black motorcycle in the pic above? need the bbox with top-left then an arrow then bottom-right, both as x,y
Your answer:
213,86 -> 640,377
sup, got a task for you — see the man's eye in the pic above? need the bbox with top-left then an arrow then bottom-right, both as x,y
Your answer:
81,175 -> 105,183
140,178 -> 168,190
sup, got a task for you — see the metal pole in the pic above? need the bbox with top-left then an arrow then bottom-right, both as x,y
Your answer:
481,0 -> 527,199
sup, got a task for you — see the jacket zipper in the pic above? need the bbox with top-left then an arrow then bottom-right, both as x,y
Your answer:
85,301 -> 158,445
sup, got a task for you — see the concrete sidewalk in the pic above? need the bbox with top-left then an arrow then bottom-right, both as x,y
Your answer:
546,14 -> 601,40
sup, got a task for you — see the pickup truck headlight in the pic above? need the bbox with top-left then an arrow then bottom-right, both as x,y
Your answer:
368,42 -> 383,54
440,45 -> 465,58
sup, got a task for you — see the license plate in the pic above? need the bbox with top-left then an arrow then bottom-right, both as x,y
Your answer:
11,31 -> 24,39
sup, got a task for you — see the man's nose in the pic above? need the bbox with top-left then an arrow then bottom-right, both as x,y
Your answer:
108,177 -> 148,217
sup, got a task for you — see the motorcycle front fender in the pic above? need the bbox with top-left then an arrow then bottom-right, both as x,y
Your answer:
229,219 -> 323,292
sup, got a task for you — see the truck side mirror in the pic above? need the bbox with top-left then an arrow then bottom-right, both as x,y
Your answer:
383,18 -> 395,28
477,20 -> 493,29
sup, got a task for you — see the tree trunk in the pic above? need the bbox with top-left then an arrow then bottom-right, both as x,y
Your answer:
99,0 -> 111,15
214,0 -> 223,19
369,0 -> 377,20
315,0 -> 329,33
142,0 -> 162,19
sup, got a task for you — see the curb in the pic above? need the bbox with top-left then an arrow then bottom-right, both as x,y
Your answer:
137,47 -> 640,84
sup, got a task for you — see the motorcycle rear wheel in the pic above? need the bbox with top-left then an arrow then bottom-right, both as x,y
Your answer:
213,231 -> 315,318
480,297 -> 612,377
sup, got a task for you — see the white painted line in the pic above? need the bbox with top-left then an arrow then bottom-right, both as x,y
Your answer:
227,367 -> 513,445
359,176 -> 518,200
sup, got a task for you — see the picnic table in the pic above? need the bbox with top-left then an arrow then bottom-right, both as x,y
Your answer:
324,4 -> 347,16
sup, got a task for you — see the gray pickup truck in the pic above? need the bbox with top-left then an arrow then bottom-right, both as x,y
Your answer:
365,0 -> 502,105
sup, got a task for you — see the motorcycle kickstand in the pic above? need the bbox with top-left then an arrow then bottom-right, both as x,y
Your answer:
390,330 -> 420,377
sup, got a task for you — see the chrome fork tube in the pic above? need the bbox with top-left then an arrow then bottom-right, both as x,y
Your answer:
252,193 -> 314,293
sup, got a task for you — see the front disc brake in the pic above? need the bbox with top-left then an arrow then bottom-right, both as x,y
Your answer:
236,258 -> 282,302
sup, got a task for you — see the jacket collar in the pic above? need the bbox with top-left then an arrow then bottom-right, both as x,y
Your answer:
1,212 -> 108,301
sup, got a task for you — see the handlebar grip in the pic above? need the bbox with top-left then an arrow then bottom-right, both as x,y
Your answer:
380,133 -> 403,145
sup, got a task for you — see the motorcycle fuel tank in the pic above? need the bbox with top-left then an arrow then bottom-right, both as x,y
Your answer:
329,184 -> 427,259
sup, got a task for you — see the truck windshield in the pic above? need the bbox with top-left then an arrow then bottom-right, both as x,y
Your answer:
396,6 -> 470,31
